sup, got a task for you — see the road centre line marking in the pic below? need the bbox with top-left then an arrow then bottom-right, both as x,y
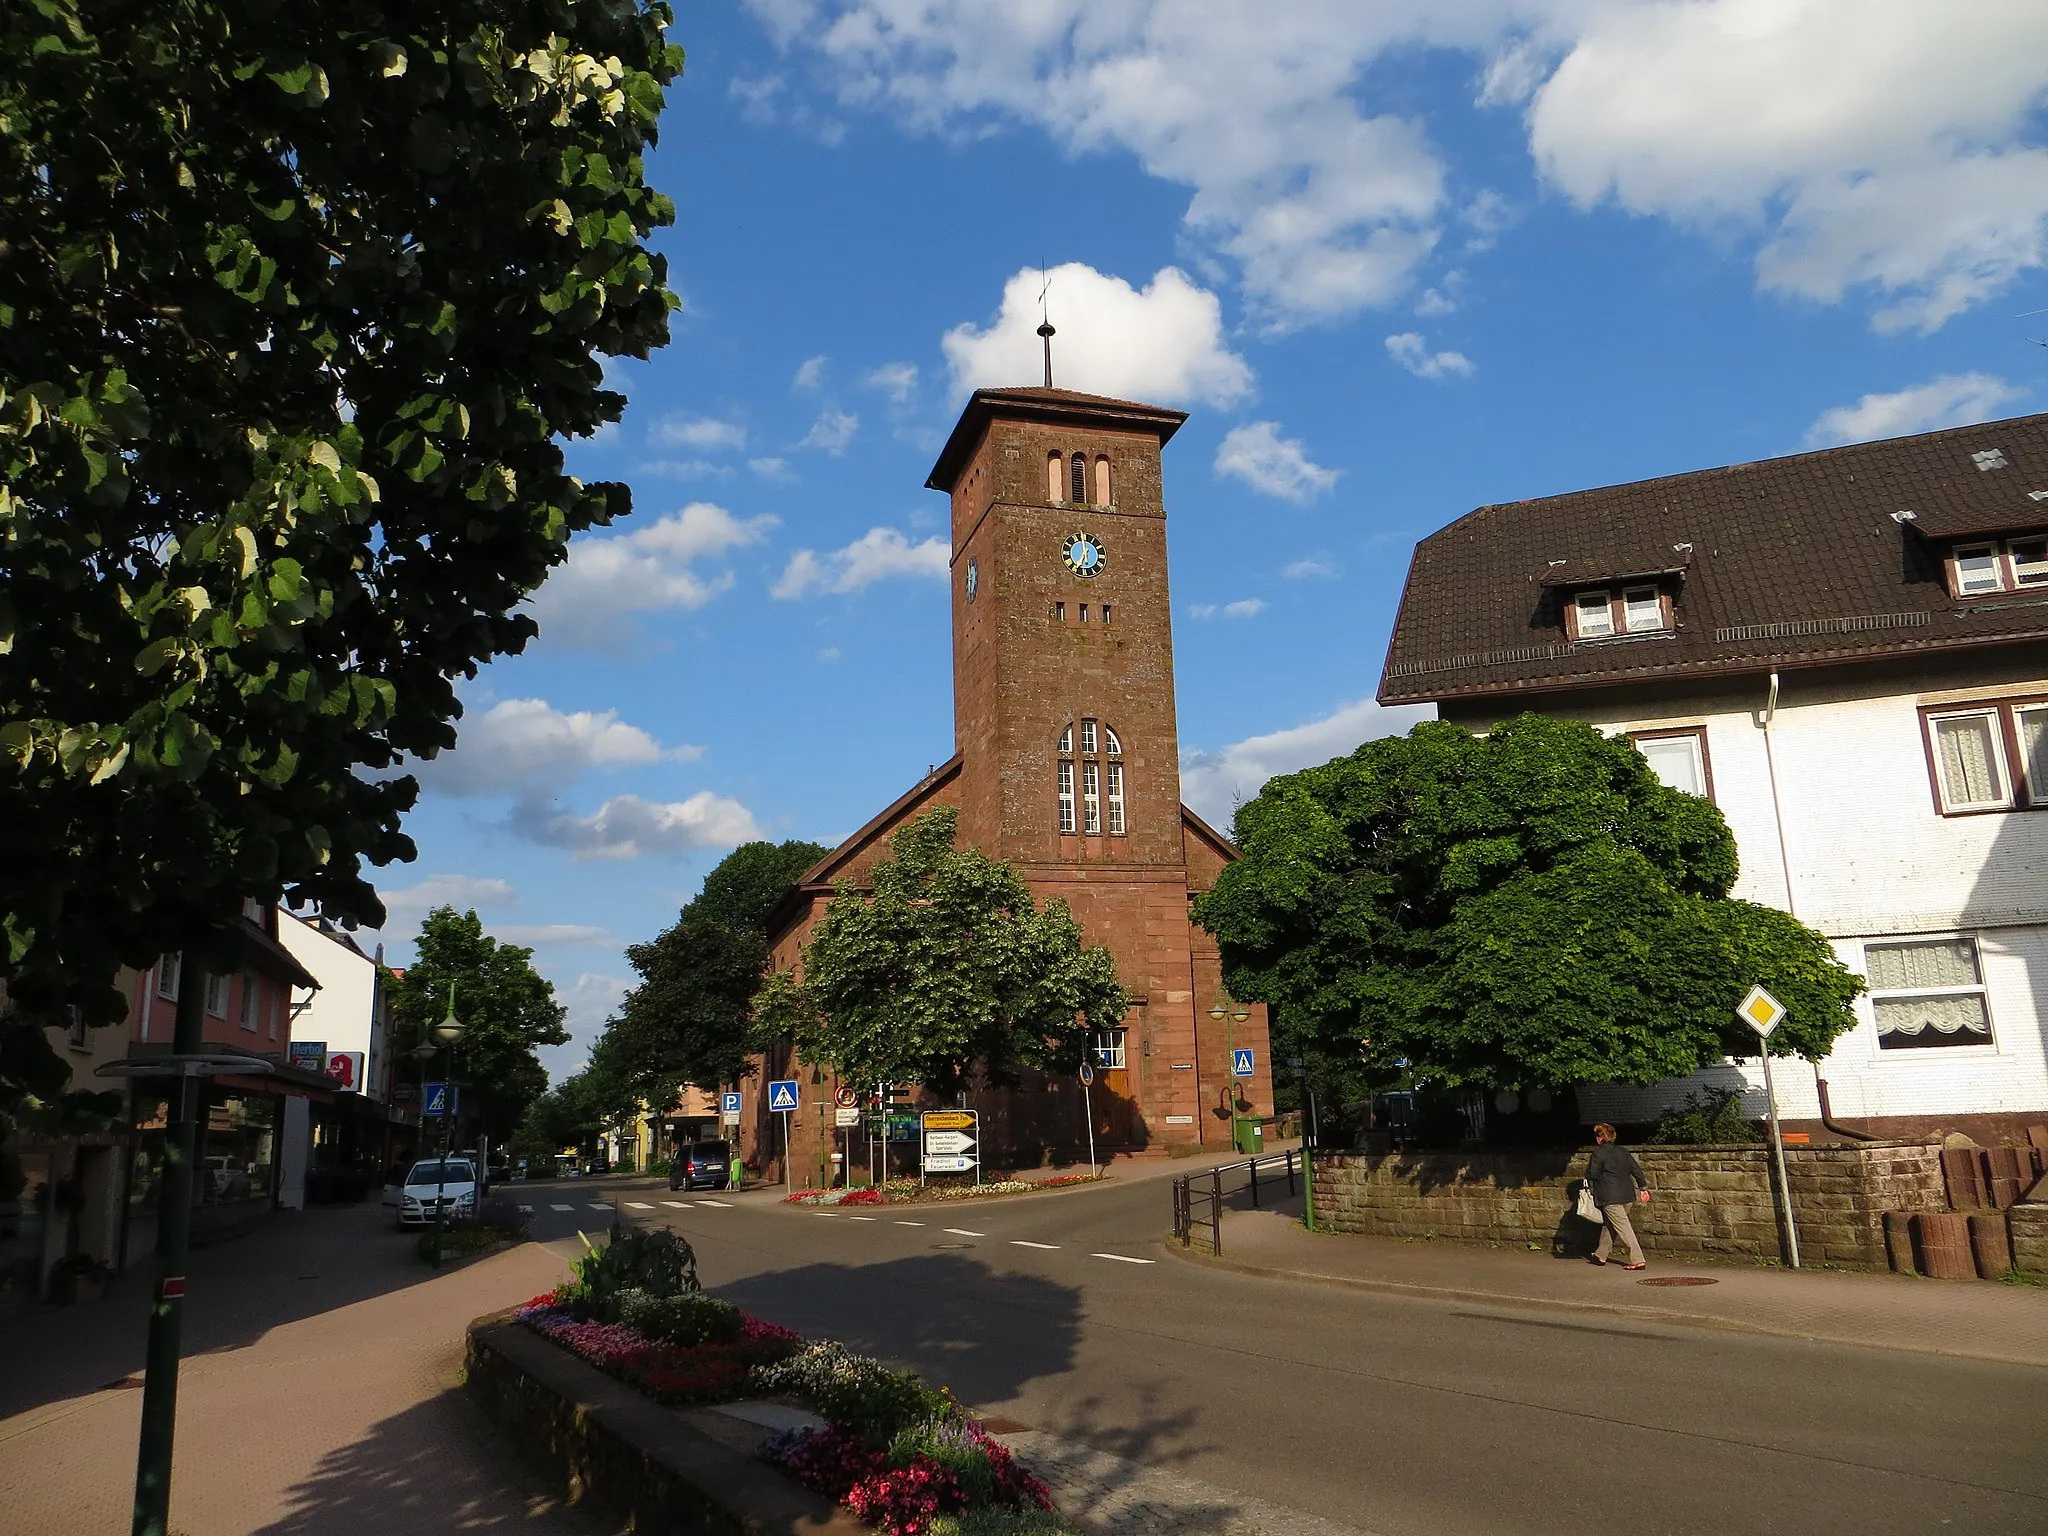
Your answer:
550,1204 -> 574,1211
944,1228 -> 986,1237
847,1215 -> 878,1221
1091,1253 -> 1155,1264
894,1220 -> 925,1226
1010,1240 -> 1060,1250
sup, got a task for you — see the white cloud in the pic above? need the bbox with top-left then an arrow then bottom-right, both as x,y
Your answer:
797,407 -> 859,455
1804,373 -> 2029,447
544,971 -> 635,1077
652,415 -> 747,452
1214,422 -> 1341,503
378,874 -> 520,924
418,697 -> 692,799
865,362 -> 919,405
530,503 -> 775,651
773,526 -> 950,599
792,354 -> 828,390
1525,2 -> 2048,333
1414,269 -> 1465,316
1180,696 -> 1434,828
516,791 -> 764,861
754,3 -> 2048,333
944,263 -> 1254,406
1187,598 -> 1266,621
749,456 -> 795,481
1282,555 -> 1337,579
1385,332 -> 1475,380
637,458 -> 736,480
492,924 -> 619,948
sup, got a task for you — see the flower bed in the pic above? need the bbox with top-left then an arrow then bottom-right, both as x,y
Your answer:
517,1223 -> 1070,1535
784,1174 -> 1105,1208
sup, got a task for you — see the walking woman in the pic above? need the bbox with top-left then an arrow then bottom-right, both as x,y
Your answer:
1585,1123 -> 1650,1270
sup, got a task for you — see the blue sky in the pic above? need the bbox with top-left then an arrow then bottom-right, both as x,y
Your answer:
366,2 -> 2048,1075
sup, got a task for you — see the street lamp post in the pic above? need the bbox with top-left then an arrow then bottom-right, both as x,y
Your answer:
431,985 -> 465,1268
1209,999 -> 1252,1154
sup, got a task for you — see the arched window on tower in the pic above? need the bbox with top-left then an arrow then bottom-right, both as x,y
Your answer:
1047,451 -> 1064,504
1071,451 -> 1088,504
1057,719 -> 1127,836
1094,455 -> 1112,505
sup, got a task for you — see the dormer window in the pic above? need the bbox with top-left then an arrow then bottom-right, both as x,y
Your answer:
1567,585 -> 1669,641
1947,534 -> 2048,597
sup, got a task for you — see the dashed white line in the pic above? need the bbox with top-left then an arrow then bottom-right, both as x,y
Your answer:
944,1228 -> 986,1238
550,1204 -> 574,1212
1010,1240 -> 1060,1250
894,1220 -> 926,1227
848,1215 -> 878,1222
1091,1253 -> 1155,1265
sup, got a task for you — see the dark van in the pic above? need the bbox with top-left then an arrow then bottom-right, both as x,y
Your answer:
670,1139 -> 733,1191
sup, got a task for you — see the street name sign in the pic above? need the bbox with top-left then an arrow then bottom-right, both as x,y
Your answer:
921,1110 -> 975,1129
921,1109 -> 981,1181
1232,1047 -> 1256,1078
768,1079 -> 799,1112
922,1155 -> 975,1173
1737,985 -> 1785,1039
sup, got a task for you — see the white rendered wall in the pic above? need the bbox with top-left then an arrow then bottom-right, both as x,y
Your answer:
276,915 -> 387,1100
1453,660 -> 2048,1123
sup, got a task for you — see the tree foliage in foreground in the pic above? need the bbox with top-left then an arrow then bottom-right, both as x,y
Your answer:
386,906 -> 569,1142
1194,716 -> 1863,1091
0,0 -> 682,1031
596,839 -> 828,1106
753,810 -> 1127,1094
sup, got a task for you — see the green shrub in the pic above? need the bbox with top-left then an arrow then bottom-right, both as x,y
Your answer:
1647,1088 -> 1761,1145
416,1221 -> 519,1263
888,1419 -> 999,1506
616,1288 -> 744,1346
575,1222 -> 701,1316
752,1341 -> 956,1441
926,1513 -> 1083,1536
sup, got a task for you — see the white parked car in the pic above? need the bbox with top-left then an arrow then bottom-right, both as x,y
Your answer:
384,1158 -> 478,1229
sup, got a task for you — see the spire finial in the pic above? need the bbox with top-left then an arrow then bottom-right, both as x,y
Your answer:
1037,265 -> 1055,388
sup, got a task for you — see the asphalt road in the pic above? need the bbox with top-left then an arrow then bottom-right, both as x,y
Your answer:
515,1175 -> 2046,1536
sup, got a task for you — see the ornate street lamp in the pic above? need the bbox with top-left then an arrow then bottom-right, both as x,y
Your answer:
430,985 -> 465,1266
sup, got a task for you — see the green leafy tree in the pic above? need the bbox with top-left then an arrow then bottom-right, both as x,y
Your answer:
599,839 -> 827,1102
507,1072 -> 605,1168
0,1 -> 682,1050
753,809 -> 1127,1093
1194,716 -> 1863,1092
387,906 -> 568,1141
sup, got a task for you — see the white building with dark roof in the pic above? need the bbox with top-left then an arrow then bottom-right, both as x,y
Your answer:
1382,413 -> 2048,1143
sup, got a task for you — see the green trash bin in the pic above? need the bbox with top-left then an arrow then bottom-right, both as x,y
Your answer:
1233,1117 -> 1263,1155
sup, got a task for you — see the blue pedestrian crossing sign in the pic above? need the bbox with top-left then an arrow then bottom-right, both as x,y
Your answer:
424,1081 -> 456,1116
1231,1048 -> 1255,1079
767,1079 -> 799,1113
721,1091 -> 743,1115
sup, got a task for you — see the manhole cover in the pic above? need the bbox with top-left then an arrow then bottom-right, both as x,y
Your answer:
933,1242 -> 974,1250
1638,1275 -> 1718,1286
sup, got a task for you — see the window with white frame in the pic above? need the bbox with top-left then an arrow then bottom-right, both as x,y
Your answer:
1630,728 -> 1712,801
1057,719 -> 1129,836
1092,1028 -> 1127,1070
205,971 -> 230,1018
1569,585 -> 1670,640
1947,534 -> 2048,597
157,953 -> 182,1001
1622,587 -> 1665,632
1573,591 -> 1615,638
1922,699 -> 2047,813
1865,937 -> 1994,1049
239,974 -> 260,1031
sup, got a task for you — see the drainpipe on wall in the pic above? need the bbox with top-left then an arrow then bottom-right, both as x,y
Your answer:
1758,669 -> 1798,920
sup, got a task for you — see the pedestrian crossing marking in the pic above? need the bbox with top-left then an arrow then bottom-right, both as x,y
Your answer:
625,1201 -> 654,1209
550,1204 -> 574,1211
696,1199 -> 731,1207
662,1200 -> 690,1208
587,1203 -> 612,1210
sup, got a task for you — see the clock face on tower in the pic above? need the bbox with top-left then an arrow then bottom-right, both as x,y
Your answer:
1061,532 -> 1106,578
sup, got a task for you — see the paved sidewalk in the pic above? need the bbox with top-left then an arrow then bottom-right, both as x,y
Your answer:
1168,1201 -> 2048,1367
0,1203 -> 607,1535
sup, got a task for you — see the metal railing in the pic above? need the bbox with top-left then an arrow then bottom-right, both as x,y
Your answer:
1171,1149 -> 1305,1255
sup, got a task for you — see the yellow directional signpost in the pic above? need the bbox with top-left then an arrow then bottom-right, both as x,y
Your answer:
1738,984 -> 1800,1269
921,1110 -> 980,1185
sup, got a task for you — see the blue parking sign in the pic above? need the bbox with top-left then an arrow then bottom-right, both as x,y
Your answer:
721,1090 -> 742,1115
1231,1048 -> 1255,1078
767,1079 -> 799,1112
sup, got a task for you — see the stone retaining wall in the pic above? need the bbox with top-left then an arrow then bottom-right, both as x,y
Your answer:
2012,1200 -> 2048,1279
1311,1141 -> 1945,1269
464,1312 -> 866,1536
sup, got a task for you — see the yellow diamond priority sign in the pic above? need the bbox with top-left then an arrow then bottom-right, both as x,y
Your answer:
1737,985 -> 1785,1039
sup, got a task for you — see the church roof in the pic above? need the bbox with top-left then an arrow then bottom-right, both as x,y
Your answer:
926,387 -> 1189,492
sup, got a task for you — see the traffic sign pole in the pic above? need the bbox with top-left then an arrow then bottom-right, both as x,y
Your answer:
1738,985 -> 1800,1269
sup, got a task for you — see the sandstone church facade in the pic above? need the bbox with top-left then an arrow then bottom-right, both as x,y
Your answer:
742,386 -> 1273,1184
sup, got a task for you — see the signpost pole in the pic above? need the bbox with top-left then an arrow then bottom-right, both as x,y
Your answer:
1760,1049 -> 1800,1269
781,1110 -> 791,1194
